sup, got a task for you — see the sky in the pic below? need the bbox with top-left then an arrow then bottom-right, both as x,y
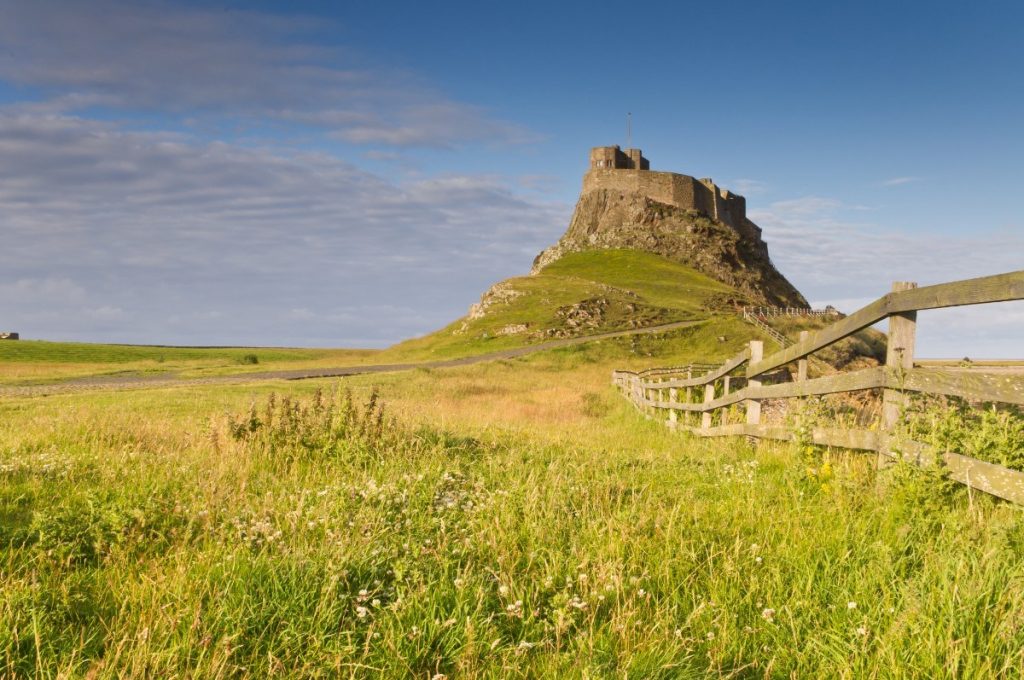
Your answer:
0,0 -> 1022,356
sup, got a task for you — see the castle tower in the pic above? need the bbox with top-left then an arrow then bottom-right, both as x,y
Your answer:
589,145 -> 649,170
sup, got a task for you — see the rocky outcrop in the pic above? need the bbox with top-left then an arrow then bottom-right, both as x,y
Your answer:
532,188 -> 806,307
535,296 -> 673,339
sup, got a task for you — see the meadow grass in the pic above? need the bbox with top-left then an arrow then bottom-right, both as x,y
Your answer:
0,342 -> 383,385
3,334 -> 1024,678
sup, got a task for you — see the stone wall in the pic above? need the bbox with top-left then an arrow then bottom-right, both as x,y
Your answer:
582,168 -> 747,228
589,145 -> 650,170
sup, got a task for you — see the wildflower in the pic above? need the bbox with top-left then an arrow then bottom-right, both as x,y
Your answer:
498,585 -> 510,596
847,601 -> 857,610
506,600 -> 524,618
454,577 -> 465,589
857,626 -> 869,636
754,556 -> 763,565
761,608 -> 776,623
568,596 -> 588,610
371,599 -> 381,608
706,632 -> 715,640
355,606 -> 369,619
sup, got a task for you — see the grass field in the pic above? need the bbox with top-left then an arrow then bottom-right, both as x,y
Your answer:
0,341 -> 382,385
3,325 -> 1024,678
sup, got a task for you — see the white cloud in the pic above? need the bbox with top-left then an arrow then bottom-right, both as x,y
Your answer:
756,196 -> 1024,357
0,113 -> 569,345
0,0 -> 533,149
732,178 -> 769,195
882,176 -> 923,186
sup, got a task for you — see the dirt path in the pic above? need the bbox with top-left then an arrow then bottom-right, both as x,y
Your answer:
0,320 -> 705,398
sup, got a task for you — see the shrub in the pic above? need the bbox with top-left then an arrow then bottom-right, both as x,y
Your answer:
226,387 -> 400,462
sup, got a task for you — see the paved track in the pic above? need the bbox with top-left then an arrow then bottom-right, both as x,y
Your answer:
0,320 -> 706,398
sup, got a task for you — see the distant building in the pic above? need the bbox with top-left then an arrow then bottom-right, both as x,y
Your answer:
0,332 -> 19,340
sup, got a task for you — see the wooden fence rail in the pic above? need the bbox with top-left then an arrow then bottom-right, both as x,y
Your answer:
613,270 -> 1024,504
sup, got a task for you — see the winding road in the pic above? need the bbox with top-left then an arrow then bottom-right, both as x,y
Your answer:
1,319 -> 706,398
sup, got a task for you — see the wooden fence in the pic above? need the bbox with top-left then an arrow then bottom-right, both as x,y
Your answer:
741,306 -> 838,318
613,270 -> 1024,504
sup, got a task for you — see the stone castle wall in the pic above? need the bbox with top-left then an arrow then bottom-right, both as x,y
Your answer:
582,168 -> 748,229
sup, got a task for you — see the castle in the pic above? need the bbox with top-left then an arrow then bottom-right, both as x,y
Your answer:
585,146 -> 749,231
531,145 -> 806,307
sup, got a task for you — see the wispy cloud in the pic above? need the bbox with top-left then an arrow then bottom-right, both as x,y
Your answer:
754,196 -> 1024,357
732,178 -> 769,195
0,113 -> 569,345
0,0 -> 535,149
757,197 -> 1023,290
882,176 -> 923,186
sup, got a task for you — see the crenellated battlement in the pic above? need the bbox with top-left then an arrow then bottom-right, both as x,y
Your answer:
584,146 -> 749,230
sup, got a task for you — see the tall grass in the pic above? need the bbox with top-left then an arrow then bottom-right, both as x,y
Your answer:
3,377 -> 1024,677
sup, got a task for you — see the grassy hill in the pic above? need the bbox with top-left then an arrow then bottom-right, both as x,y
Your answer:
386,250 -> 743,361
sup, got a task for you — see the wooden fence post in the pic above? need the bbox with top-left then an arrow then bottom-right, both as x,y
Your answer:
722,376 -> 731,425
797,331 -> 809,382
668,387 -> 678,426
701,383 -> 715,430
685,369 -> 693,427
746,341 -> 764,426
881,281 -> 918,462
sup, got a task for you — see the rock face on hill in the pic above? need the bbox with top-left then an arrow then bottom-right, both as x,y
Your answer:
531,146 -> 808,308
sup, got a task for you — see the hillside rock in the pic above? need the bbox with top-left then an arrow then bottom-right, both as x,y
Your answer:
532,188 -> 807,308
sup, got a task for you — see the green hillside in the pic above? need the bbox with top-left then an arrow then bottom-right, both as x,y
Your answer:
386,250 -> 742,360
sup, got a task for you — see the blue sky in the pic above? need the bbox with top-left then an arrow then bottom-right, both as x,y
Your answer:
0,0 -> 1021,355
